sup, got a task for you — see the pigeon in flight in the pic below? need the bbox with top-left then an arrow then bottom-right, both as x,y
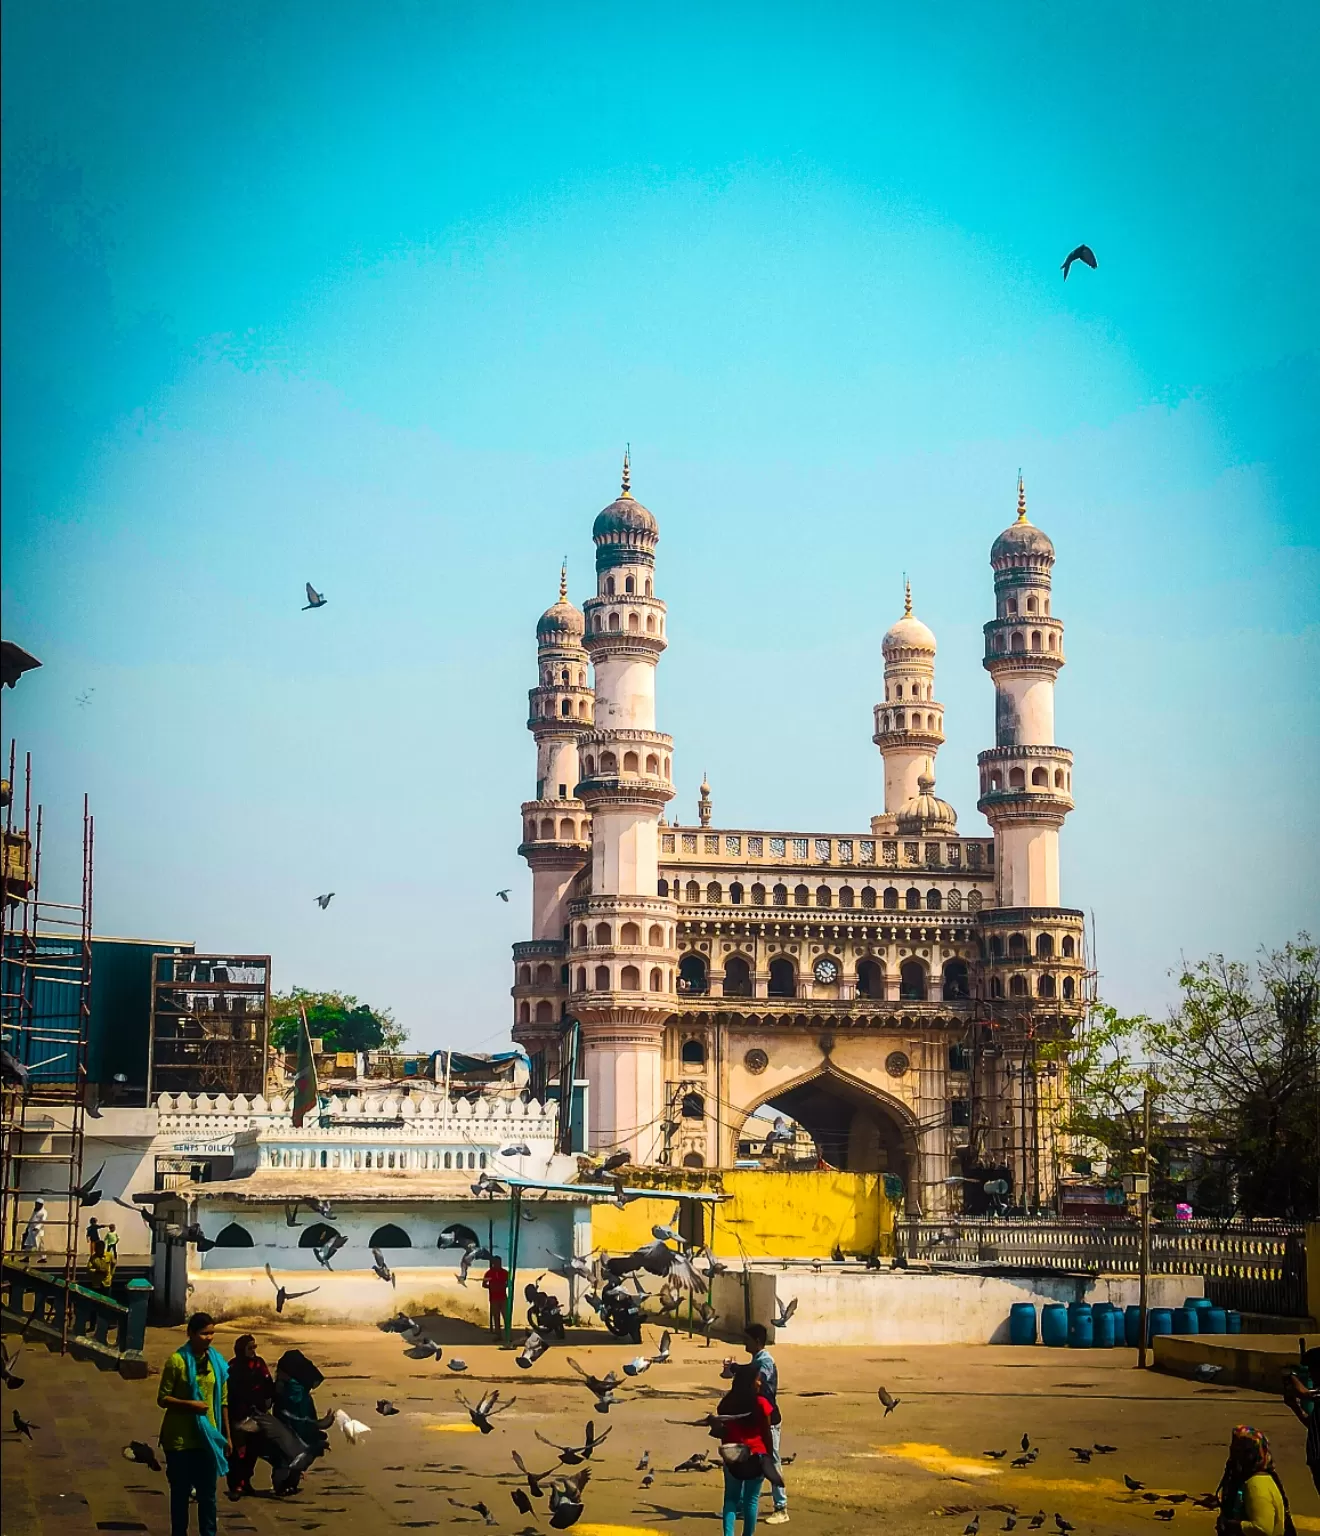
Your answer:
13,1409 -> 38,1439
534,1420 -> 612,1466
315,893 -> 335,910
1061,243 -> 1098,280
774,1295 -> 799,1328
122,1440 -> 162,1471
371,1247 -> 396,1287
497,889 -> 511,902
265,1264 -> 320,1314
448,1497 -> 498,1526
516,1331 -> 549,1370
548,1467 -> 591,1528
303,583 -> 327,610
313,1232 -> 348,1269
447,1357 -> 469,1372
877,1386 -> 900,1415
1,1048 -> 32,1092
566,1359 -> 623,1413
512,1448 -> 561,1495
501,1143 -> 532,1158
40,1162 -> 105,1206
512,1488 -> 536,1517
0,1343 -> 24,1389
457,1387 -> 514,1433
650,1330 -> 673,1365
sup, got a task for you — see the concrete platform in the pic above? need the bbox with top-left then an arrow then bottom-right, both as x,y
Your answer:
1154,1330 -> 1308,1392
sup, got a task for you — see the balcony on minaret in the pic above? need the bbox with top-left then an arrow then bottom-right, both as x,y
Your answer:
983,616 -> 1065,670
977,747 -> 1074,820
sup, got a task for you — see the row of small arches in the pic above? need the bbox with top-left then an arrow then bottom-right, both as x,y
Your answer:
572,965 -> 670,993
877,711 -> 941,733
582,750 -> 671,778
988,932 -> 1075,959
590,610 -> 663,635
991,629 -> 1058,654
883,681 -> 934,701
990,973 -> 1076,1000
541,666 -> 588,686
525,816 -> 586,841
678,952 -> 971,1001
603,575 -> 653,597
532,696 -> 591,719
209,1221 -> 479,1249
672,880 -> 983,913
573,920 -> 673,949
264,1147 -> 487,1171
983,766 -> 1071,791
1002,594 -> 1050,616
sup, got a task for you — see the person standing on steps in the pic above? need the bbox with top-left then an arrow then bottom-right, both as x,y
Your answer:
157,1312 -> 230,1536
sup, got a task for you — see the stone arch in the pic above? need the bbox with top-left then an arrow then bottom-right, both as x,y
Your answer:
735,1063 -> 924,1211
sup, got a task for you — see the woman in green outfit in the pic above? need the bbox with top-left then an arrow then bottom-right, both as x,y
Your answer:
157,1312 -> 231,1536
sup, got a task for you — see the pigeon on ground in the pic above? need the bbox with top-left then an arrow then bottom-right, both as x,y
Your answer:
636,1451 -> 650,1471
0,1343 -> 23,1389
1154,1511 -> 1174,1523
447,1358 -> 469,1372
964,1517 -> 979,1535
501,1143 -> 532,1158
1061,244 -> 1097,280
333,1409 -> 371,1445
1054,1518 -> 1075,1534
878,1386 -> 900,1415
457,1388 -> 514,1433
371,1247 -> 396,1287
1069,1447 -> 1092,1462
1192,1363 -> 1222,1381
496,889 -> 511,902
448,1497 -> 498,1526
1124,1475 -> 1145,1491
774,1296 -> 798,1328
313,1233 -> 348,1269
516,1331 -> 549,1370
674,1451 -> 715,1472
303,583 -> 327,609
315,893 -> 335,909
264,1264 -> 320,1314
1021,1433 -> 1031,1451
377,1400 -> 399,1416
1027,1516 -> 1045,1531
1003,1519 -> 1017,1532
122,1441 -> 161,1470
1011,1454 -> 1034,1468
984,1449 -> 1008,1459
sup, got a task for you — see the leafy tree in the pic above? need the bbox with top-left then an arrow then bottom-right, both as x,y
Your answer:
1046,1003 -> 1157,1178
1145,935 -> 1318,1220
269,987 -> 406,1055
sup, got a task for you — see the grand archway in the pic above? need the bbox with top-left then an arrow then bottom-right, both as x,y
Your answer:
738,1064 -> 922,1206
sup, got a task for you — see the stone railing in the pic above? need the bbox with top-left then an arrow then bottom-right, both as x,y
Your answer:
157,1091 -> 558,1137
1,1265 -> 152,1379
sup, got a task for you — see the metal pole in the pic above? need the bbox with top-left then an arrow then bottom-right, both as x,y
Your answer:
1137,1086 -> 1151,1369
504,1188 -> 522,1345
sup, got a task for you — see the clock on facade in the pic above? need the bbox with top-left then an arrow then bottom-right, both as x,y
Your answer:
813,956 -> 840,985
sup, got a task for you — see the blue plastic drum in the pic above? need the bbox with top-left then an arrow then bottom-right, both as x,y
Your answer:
1200,1308 -> 1227,1334
1009,1302 -> 1038,1346
1147,1307 -> 1174,1341
1041,1303 -> 1069,1347
1172,1307 -> 1200,1334
1068,1305 -> 1094,1348
1092,1307 -> 1119,1348
1226,1310 -> 1242,1335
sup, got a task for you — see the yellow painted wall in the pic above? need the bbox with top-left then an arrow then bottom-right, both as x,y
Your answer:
590,1170 -> 897,1260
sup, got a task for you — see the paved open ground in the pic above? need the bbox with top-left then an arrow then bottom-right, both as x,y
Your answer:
3,1317 -> 1318,1535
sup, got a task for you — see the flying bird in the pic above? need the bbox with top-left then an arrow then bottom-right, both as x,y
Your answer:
313,1232 -> 348,1269
1061,244 -> 1097,280
622,1354 -> 651,1377
650,1330 -> 673,1365
315,893 -> 335,910
548,1467 -> 591,1529
501,1143 -> 532,1158
496,888 -> 511,902
878,1386 -> 900,1415
0,1343 -> 24,1389
122,1441 -> 162,1471
39,1162 -> 105,1206
566,1359 -> 622,1413
371,1247 -> 396,1287
303,583 -> 327,610
264,1264 -> 320,1314
534,1420 -> 611,1466
332,1408 -> 371,1445
516,1331 -> 549,1370
1,1048 -> 32,1091
512,1488 -> 536,1517
13,1409 -> 38,1439
773,1296 -> 799,1329
512,1449 -> 561,1496
1093,1444 -> 1118,1454
457,1387 -> 514,1433
448,1498 -> 498,1526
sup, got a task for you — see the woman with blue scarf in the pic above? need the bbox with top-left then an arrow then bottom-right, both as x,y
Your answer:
157,1312 -> 231,1536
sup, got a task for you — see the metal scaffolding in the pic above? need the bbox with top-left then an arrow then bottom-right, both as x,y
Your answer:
147,952 -> 271,1099
1,746 -> 94,1349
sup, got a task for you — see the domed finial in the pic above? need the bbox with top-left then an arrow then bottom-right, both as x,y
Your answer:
917,772 -> 935,795
559,559 -> 568,603
620,443 -> 632,499
1016,470 -> 1029,524
904,577 -> 913,617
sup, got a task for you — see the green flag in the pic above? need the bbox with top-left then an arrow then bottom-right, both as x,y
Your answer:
292,1004 -> 318,1128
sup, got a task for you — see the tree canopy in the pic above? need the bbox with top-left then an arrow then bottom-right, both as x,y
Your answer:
1058,935 -> 1318,1219
269,987 -> 405,1055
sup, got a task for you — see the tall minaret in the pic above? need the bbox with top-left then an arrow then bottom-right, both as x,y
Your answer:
569,452 -> 677,1160
977,476 -> 1073,906
872,581 -> 945,828
512,566 -> 594,1064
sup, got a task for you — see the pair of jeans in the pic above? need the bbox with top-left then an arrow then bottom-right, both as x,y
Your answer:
722,1468 -> 764,1536
166,1448 -> 218,1536
768,1423 -> 787,1510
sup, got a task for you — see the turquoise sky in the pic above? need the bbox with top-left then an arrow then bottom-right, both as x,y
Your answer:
3,2 -> 1317,1046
